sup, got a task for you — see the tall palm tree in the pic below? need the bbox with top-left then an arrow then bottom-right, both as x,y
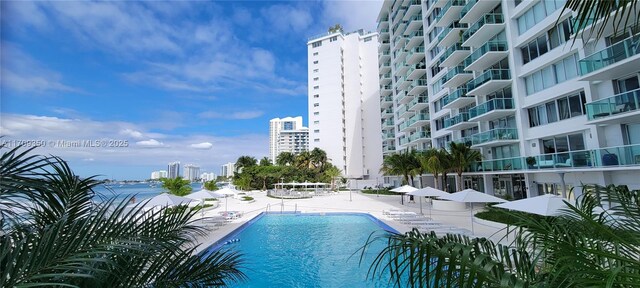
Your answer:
235,155 -> 257,172
323,164 -> 342,190
366,184 -> 640,287
276,152 -> 295,166
309,148 -> 328,170
294,151 -> 312,170
259,157 -> 272,166
160,176 -> 192,196
418,148 -> 447,190
380,151 -> 420,186
449,142 -> 481,191
0,146 -> 246,287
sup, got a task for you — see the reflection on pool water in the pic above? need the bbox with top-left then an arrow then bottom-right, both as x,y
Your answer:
204,213 -> 396,288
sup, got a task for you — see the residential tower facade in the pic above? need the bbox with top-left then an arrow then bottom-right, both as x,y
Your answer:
269,116 -> 309,163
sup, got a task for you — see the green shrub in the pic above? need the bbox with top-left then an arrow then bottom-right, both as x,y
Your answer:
241,196 -> 254,201
361,188 -> 399,195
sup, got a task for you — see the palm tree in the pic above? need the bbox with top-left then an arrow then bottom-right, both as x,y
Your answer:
259,157 -> 272,166
235,155 -> 257,173
203,180 -> 218,191
564,0 -> 639,42
309,148 -> 328,170
418,148 -> 447,191
0,146 -> 246,286
160,176 -> 192,196
366,184 -> 640,287
294,151 -> 312,170
380,151 -> 420,186
276,152 -> 295,166
323,164 -> 342,190
449,142 -> 481,191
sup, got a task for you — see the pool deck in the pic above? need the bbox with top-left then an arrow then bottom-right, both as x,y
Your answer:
193,190 -> 511,254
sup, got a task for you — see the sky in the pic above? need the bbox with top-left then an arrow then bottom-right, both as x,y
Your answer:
0,0 -> 383,180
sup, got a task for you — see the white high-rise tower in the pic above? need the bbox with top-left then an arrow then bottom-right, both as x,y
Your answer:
269,116 -> 308,163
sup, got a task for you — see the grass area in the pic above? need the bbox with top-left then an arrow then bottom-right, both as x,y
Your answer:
475,208 -> 546,225
361,188 -> 400,195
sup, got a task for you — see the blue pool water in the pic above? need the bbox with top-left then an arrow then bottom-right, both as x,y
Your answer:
210,213 -> 395,288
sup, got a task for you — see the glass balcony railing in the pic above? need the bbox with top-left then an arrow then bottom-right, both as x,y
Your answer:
382,108 -> 394,115
399,119 -> 415,131
397,91 -> 408,103
463,40 -> 508,67
381,72 -> 392,79
440,43 -> 470,63
383,132 -> 395,139
444,112 -> 470,128
436,0 -> 466,22
410,131 -> 431,142
454,135 -> 474,146
383,146 -> 396,153
592,144 -> 640,167
409,29 -> 424,38
395,60 -> 407,70
470,156 -> 525,172
442,87 -> 470,106
411,78 -> 428,88
462,13 -> 504,43
471,128 -> 518,145
579,34 -> 640,75
466,69 -> 510,91
459,0 -> 478,19
381,95 -> 393,102
399,137 -> 410,145
408,46 -> 425,59
381,84 -> 392,90
408,14 -> 422,22
409,112 -> 429,123
380,28 -> 390,33
383,119 -> 395,126
442,65 -> 472,84
409,96 -> 429,108
586,88 -> 640,120
380,61 -> 391,68
437,22 -> 468,43
468,98 -> 514,118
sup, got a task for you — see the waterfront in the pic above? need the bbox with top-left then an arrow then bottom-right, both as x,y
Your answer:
93,182 -> 203,203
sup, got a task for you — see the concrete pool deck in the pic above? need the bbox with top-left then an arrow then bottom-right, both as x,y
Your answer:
193,190 -> 511,253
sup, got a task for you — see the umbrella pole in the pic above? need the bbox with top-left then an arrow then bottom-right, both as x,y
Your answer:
225,196 -> 228,212
419,197 -> 423,214
470,204 -> 474,234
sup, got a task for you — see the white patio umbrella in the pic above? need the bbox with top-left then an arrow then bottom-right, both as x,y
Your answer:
186,189 -> 224,216
438,189 -> 508,234
216,187 -> 239,212
142,193 -> 194,208
493,194 -> 568,216
407,186 -> 449,216
391,185 -> 417,205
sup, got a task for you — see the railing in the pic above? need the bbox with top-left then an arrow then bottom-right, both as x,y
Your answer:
381,95 -> 393,102
592,144 -> 640,167
440,43 -> 471,63
442,87 -> 470,106
410,131 -> 431,142
468,98 -> 514,118
383,119 -> 395,126
437,22 -> 468,42
470,156 -> 525,172
408,14 -> 423,22
410,28 -> 424,38
436,0 -> 466,21
383,146 -> 397,152
383,132 -> 395,139
397,91 -> 408,103
411,78 -> 428,88
408,46 -> 425,59
409,112 -> 430,123
460,0 -> 478,19
395,60 -> 408,70
381,84 -> 392,90
586,88 -> 640,120
454,135 -> 474,146
380,28 -> 390,33
444,112 -> 470,127
579,34 -> 640,75
399,119 -> 415,131
463,40 -> 508,67
442,65 -> 472,85
462,13 -> 504,43
399,137 -> 410,145
409,96 -> 429,108
471,128 -> 518,145
380,61 -> 391,68
466,69 -> 510,92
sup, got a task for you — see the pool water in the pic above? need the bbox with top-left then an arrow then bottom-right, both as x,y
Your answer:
210,213 -> 395,288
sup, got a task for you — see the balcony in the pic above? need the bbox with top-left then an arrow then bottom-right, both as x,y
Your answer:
408,78 -> 428,96
382,118 -> 395,127
436,0 -> 465,28
393,20 -> 408,37
586,88 -> 640,124
396,91 -> 409,104
404,14 -> 423,35
407,61 -> 427,80
407,45 -> 425,65
463,40 -> 508,71
380,72 -> 392,85
409,130 -> 431,144
380,84 -> 392,97
399,119 -> 415,132
408,95 -> 429,111
442,65 -> 473,88
380,95 -> 393,108
381,108 -> 394,119
459,0 -> 501,24
397,104 -> 413,119
379,50 -> 390,62
393,35 -> 408,51
399,137 -> 410,146
442,87 -> 475,109
444,112 -> 476,130
454,135 -> 474,147
394,60 -> 409,76
379,61 -> 391,74
437,22 -> 468,47
466,69 -> 511,96
379,39 -> 390,52
383,145 -> 396,153
382,132 -> 395,140
408,112 -> 430,128
470,128 -> 518,148
469,156 -> 525,173
404,0 -> 423,21
406,29 -> 424,50
468,98 -> 515,122
579,34 -> 640,81
397,75 -> 412,90
440,43 -> 471,67
461,13 -> 504,48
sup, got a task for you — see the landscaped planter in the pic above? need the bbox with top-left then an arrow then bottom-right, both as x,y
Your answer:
241,199 -> 255,204
432,199 -> 467,211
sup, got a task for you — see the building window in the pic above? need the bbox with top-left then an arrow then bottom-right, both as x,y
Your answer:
313,52 -> 318,56
517,0 -> 566,35
524,53 -> 579,95
313,77 -> 319,81
364,36 -> 372,42
528,91 -> 586,127
313,60 -> 318,64
314,138 -> 320,142
314,129 -> 320,133
329,36 -> 338,42
313,112 -> 319,115
313,121 -> 319,124
312,41 -> 322,48
313,94 -> 319,98
313,69 -> 319,73
313,103 -> 319,107
313,86 -> 319,90
521,18 -> 573,64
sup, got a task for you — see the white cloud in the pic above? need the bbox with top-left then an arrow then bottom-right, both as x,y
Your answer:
260,4 -> 313,33
320,0 -> 383,32
120,129 -> 144,139
190,142 -> 213,150
198,110 -> 264,120
136,139 -> 164,147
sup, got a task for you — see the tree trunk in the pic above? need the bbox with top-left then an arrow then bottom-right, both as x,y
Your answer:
433,173 -> 439,191
457,172 -> 463,191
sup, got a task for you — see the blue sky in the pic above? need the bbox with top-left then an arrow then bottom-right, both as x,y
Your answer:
1,0 -> 382,180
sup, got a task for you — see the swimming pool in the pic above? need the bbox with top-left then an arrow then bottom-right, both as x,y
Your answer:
204,213 -> 396,287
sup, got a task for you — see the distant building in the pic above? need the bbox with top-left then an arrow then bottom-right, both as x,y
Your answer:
269,116 -> 309,163
167,161 -> 180,179
150,170 -> 167,180
220,162 -> 235,178
200,172 -> 217,182
183,164 -> 200,182
307,29 -> 383,180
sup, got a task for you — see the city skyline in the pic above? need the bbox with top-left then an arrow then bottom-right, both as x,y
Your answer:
0,1 -> 383,180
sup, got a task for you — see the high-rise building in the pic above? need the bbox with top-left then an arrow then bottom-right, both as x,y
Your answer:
200,172 -> 217,182
183,164 -> 200,182
150,170 -> 167,180
167,161 -> 180,179
220,162 -> 235,178
307,29 -> 384,180
269,117 -> 309,163
378,0 -> 640,197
